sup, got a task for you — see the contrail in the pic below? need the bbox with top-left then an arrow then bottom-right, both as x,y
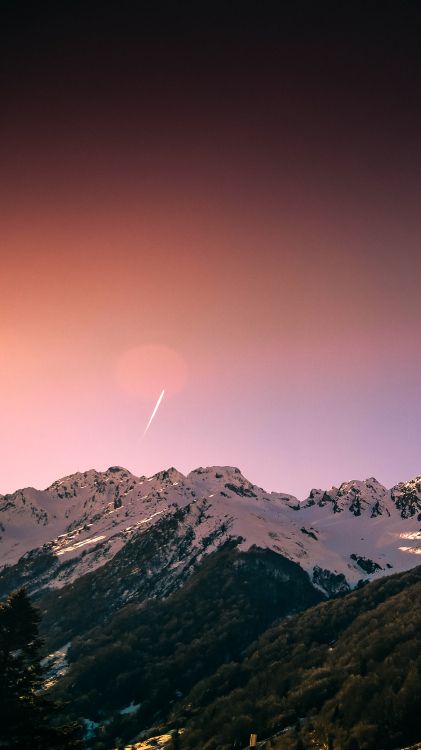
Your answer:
143,389 -> 165,435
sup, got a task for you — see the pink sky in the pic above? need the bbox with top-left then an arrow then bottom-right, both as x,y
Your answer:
1,19 -> 421,497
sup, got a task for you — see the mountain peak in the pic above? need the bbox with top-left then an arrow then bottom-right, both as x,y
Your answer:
2,463 -> 421,602
188,465 -> 244,480
304,477 -> 388,516
152,467 -> 186,483
391,475 -> 421,518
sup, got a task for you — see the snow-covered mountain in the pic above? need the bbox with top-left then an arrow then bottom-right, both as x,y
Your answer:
1,465 -> 421,598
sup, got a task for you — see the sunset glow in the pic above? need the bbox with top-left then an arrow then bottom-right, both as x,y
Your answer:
1,6 -> 421,497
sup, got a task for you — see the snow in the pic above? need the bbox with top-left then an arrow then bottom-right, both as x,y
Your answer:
137,510 -> 164,525
119,701 -> 141,715
55,535 -> 107,555
41,642 -> 71,689
399,546 -> 421,555
2,465 -> 421,594
83,718 -> 100,741
399,531 -> 421,541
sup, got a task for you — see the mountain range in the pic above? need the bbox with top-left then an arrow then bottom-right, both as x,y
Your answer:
1,464 -> 421,602
2,465 -> 421,749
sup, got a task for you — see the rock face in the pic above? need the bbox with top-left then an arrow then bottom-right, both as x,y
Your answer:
304,478 -> 392,516
1,464 -> 421,599
391,476 -> 421,519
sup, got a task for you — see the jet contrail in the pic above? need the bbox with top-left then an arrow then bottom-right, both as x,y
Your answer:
143,389 -> 165,435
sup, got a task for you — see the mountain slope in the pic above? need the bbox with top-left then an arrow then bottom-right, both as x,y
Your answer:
1,466 -> 421,602
45,543 -> 323,747
3,465 -> 421,749
179,563 -> 421,750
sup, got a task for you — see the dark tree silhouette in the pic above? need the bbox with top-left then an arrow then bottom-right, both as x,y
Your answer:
0,588 -> 83,749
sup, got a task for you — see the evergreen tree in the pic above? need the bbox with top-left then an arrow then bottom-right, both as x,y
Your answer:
0,588 -> 83,749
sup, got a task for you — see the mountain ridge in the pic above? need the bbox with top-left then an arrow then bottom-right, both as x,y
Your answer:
1,464 -> 421,601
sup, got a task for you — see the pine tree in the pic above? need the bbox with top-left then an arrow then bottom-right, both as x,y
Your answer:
0,588 -> 83,749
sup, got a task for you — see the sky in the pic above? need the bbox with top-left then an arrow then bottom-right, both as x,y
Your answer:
1,2 -> 421,498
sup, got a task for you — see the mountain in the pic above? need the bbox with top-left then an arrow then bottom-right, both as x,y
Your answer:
2,465 -> 421,749
178,563 -> 421,750
29,543 -> 421,750
1,465 -> 421,601
46,543 -> 324,746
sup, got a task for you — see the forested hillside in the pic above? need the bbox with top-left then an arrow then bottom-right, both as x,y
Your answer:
48,544 -> 322,747
178,565 -> 421,750
3,551 -> 421,750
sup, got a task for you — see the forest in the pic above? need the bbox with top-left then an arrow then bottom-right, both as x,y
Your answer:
179,565 -> 421,750
2,548 -> 421,750
0,588 -> 82,749
49,544 -> 322,748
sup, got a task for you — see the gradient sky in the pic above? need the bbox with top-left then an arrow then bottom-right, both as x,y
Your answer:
1,3 -> 421,498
